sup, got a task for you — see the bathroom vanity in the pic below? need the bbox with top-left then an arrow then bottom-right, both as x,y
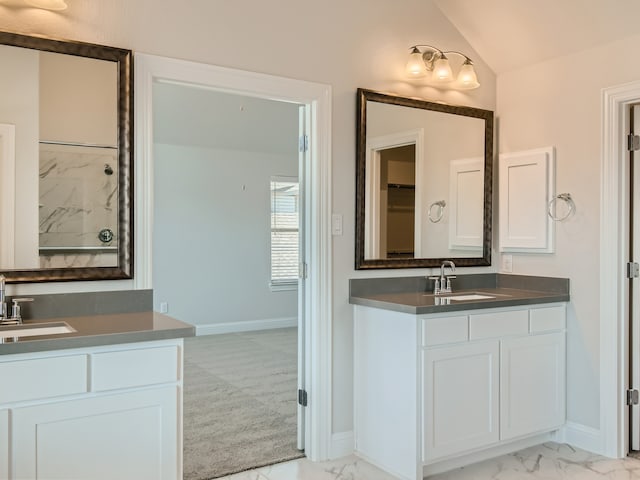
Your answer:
0,309 -> 194,480
350,274 -> 569,480
0,30 -> 195,480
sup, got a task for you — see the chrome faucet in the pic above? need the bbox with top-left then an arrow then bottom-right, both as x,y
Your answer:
0,275 -> 33,326
428,260 -> 456,295
440,261 -> 456,294
0,275 -> 5,320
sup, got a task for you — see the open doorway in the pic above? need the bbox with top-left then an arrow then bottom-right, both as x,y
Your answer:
135,53 -> 332,468
365,129 -> 424,260
151,84 -> 306,478
379,144 -> 417,259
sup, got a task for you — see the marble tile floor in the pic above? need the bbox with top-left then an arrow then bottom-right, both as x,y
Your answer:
215,442 -> 640,480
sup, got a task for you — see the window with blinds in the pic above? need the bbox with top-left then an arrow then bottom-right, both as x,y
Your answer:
270,177 -> 299,288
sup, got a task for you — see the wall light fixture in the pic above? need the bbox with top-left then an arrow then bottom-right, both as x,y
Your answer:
24,0 -> 67,10
406,45 -> 480,90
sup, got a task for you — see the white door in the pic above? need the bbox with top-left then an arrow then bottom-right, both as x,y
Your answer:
423,340 -> 500,462
500,332 -> 566,440
11,387 -> 179,480
631,103 -> 640,450
297,105 -> 308,451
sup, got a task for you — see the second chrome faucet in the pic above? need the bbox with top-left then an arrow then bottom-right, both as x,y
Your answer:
428,260 -> 456,295
0,275 -> 34,326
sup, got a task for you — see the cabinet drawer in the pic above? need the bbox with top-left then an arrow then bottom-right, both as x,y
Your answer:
530,305 -> 566,333
0,355 -> 87,404
422,316 -> 468,346
91,346 -> 179,391
469,310 -> 529,340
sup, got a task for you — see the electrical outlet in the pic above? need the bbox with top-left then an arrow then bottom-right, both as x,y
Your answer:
501,254 -> 513,273
159,302 -> 168,313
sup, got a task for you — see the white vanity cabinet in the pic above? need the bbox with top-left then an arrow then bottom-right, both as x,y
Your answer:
422,339 -> 500,462
0,339 -> 183,480
354,303 -> 566,480
1,409 -> 8,480
500,331 -> 565,441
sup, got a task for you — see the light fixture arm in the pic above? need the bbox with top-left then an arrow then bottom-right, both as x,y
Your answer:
410,45 -> 473,70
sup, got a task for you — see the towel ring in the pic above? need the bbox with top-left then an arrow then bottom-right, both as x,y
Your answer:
428,200 -> 446,223
548,193 -> 575,221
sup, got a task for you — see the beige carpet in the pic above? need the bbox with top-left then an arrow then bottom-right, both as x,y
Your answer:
183,327 -> 304,480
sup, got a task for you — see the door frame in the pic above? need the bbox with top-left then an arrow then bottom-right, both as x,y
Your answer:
601,80 -> 640,458
134,53 -> 333,461
365,129 -> 424,258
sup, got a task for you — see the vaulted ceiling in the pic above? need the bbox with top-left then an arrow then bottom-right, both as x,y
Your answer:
433,0 -> 640,74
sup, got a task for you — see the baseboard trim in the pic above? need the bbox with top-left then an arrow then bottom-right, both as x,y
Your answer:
329,431 -> 354,459
559,421 -> 601,454
194,317 -> 297,336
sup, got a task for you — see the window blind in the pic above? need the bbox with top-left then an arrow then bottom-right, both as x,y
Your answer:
270,178 -> 299,286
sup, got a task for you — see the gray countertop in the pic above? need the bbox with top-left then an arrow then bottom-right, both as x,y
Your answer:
0,311 -> 195,355
350,287 -> 569,315
349,274 -> 570,315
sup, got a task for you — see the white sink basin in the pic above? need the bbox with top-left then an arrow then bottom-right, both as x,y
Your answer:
0,321 -> 75,340
445,294 -> 496,301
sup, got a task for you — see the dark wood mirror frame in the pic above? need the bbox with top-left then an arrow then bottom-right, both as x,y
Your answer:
355,88 -> 493,270
0,31 -> 133,283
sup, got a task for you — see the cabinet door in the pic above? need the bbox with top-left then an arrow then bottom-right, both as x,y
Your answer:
501,332 -> 566,440
0,409 -> 7,480
423,340 -> 500,462
12,386 -> 179,480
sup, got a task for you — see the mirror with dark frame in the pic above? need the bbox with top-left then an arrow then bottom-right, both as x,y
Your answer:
355,88 -> 493,269
0,31 -> 133,282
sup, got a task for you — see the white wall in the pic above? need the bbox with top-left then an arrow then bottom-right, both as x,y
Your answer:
497,33 -> 640,431
0,0 -> 497,435
40,52 -> 117,146
0,45 -> 39,269
153,143 -> 297,327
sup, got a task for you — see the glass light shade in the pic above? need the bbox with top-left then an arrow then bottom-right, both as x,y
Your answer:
24,0 -> 67,10
405,50 -> 427,78
457,62 -> 480,90
432,57 -> 453,82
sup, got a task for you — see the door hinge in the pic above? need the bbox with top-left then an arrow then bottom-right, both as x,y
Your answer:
628,389 -> 639,406
628,262 -> 640,279
298,389 -> 308,407
299,262 -> 308,279
299,135 -> 309,153
628,134 -> 640,152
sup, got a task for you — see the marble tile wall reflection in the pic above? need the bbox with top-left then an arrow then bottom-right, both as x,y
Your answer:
38,143 -> 118,268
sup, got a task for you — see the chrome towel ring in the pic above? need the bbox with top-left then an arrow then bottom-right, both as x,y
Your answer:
428,200 -> 446,223
548,193 -> 575,221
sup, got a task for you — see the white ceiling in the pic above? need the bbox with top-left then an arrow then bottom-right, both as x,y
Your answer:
153,82 -> 300,154
433,0 -> 640,74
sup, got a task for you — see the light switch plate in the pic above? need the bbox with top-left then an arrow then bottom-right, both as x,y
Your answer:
332,214 -> 343,236
501,254 -> 513,273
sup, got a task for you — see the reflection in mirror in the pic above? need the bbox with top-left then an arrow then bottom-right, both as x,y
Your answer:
0,31 -> 132,282
356,89 -> 493,269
